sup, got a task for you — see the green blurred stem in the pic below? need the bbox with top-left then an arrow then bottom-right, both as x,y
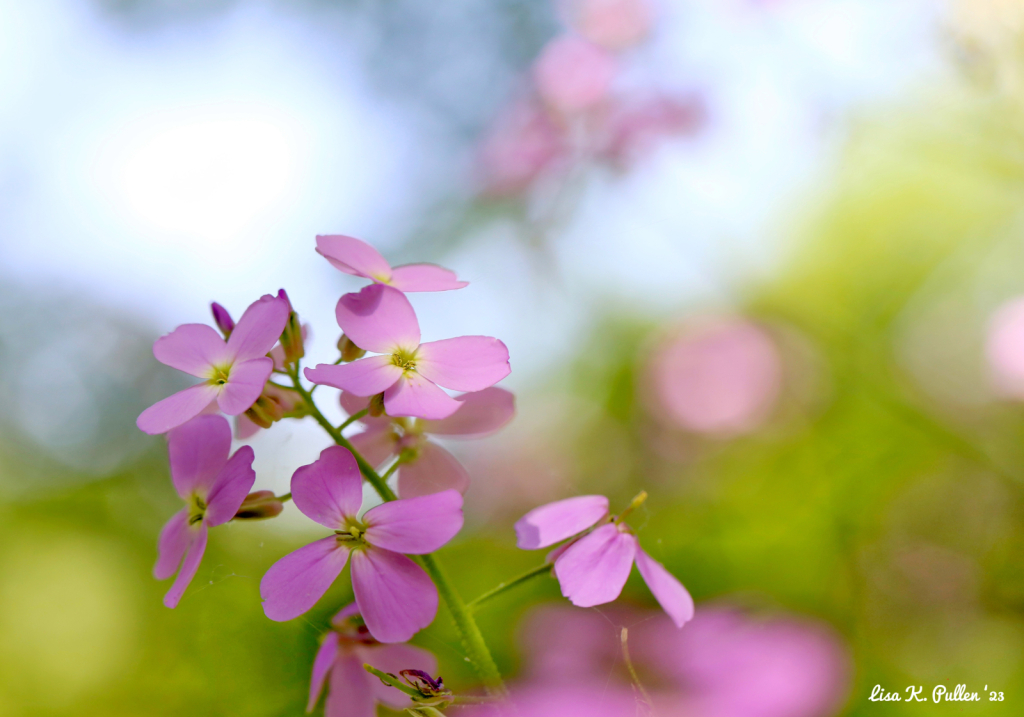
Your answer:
339,408 -> 369,432
381,459 -> 403,483
277,492 -> 291,503
287,366 -> 507,696
466,563 -> 553,612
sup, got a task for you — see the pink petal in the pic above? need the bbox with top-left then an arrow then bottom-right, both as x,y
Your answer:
383,372 -> 461,420
415,336 -> 510,392
166,414 -> 231,499
348,425 -> 398,469
163,522 -> 208,608
235,413 -> 260,439
553,524 -> 637,608
396,442 -> 470,498
316,234 -> 393,282
351,548 -> 438,643
307,632 -> 339,713
340,391 -> 391,429
204,446 -> 257,526
388,263 -> 469,292
363,489 -> 464,554
331,602 -> 360,626
305,356 -> 403,396
261,537 -> 351,622
335,284 -> 420,354
291,446 -> 364,529
325,653 -> 375,717
154,510 -> 190,580
515,495 -> 609,549
137,383 -> 222,435
216,357 -> 273,415
418,387 -> 515,437
226,292 -> 291,362
153,324 -> 231,377
364,643 -> 437,709
635,548 -> 694,628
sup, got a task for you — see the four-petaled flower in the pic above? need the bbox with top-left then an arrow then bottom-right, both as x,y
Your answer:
260,445 -> 464,642
305,284 -> 510,420
317,234 -> 468,292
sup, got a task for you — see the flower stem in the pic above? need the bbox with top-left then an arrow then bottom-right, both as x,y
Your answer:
363,664 -> 424,699
339,408 -> 369,432
466,563 -> 553,612
277,492 -> 292,503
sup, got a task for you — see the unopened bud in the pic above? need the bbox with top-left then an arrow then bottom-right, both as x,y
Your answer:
211,302 -> 235,338
246,393 -> 288,428
280,311 -> 305,364
400,670 -> 446,696
233,490 -> 285,520
368,393 -> 387,417
338,334 -> 367,362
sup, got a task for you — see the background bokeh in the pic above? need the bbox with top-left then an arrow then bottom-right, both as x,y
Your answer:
2,0 -> 1024,714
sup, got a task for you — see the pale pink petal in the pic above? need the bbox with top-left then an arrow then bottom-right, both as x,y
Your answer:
396,442 -> 470,498
307,632 -> 339,713
348,425 -> 398,469
364,643 -> 437,709
316,234 -> 393,282
154,510 -> 190,580
204,446 -> 257,526
291,446 -> 364,528
324,653 -> 376,717
415,336 -> 510,392
137,383 -> 222,435
418,387 -> 515,437
363,489 -> 464,554
335,284 -> 420,354
383,373 -> 461,420
305,356 -> 403,396
166,414 -> 231,498
163,523 -> 208,608
331,602 -> 360,626
351,548 -> 438,643
515,495 -> 609,549
261,537 -> 351,621
340,391 -> 391,429
553,524 -> 637,608
235,414 -> 260,439
216,357 -> 273,415
153,324 -> 231,377
226,293 -> 291,362
388,263 -> 469,292
635,548 -> 694,628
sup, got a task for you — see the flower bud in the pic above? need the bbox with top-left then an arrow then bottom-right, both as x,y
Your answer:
210,302 -> 235,338
338,334 -> 367,362
233,490 -> 285,520
245,383 -> 306,429
368,392 -> 387,417
400,669 -> 446,696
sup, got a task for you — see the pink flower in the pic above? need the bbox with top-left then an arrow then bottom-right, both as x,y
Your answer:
476,98 -> 567,196
986,296 -> 1024,399
515,495 -> 694,627
561,0 -> 653,51
304,284 -> 511,421
260,445 -> 464,642
341,387 -> 515,498
308,604 -> 437,717
533,34 -> 617,115
154,415 -> 256,608
137,292 -> 291,435
316,235 -> 468,292
601,94 -> 705,166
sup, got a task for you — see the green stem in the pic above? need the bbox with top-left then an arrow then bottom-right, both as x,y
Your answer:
381,459 -> 403,483
277,492 -> 292,503
466,563 -> 552,612
339,408 -> 369,432
363,664 -> 424,699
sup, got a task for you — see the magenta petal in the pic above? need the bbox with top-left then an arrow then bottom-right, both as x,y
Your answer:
553,524 -> 637,608
307,632 -> 339,713
388,263 -> 469,292
226,293 -> 291,362
515,495 -> 610,549
348,425 -> 398,469
418,387 -> 515,437
325,653 -> 375,717
335,284 -> 420,354
154,510 -> 190,580
365,644 -> 437,709
137,383 -> 222,435
316,234 -> 393,281
261,537 -> 351,621
397,442 -> 470,498
415,336 -> 511,392
305,357 -> 403,396
217,357 -> 273,415
163,522 -> 208,608
635,548 -> 694,628
204,446 -> 257,526
153,324 -> 231,377
383,373 -> 461,420
363,489 -> 464,554
351,548 -> 438,643
291,446 -> 364,528
166,414 -> 231,499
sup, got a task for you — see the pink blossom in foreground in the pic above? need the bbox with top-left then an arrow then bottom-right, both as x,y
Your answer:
561,0 -> 653,51
137,292 -> 290,435
533,34 -> 617,115
260,445 -> 464,642
154,415 -> 256,608
341,387 -> 515,498
515,495 -> 694,627
305,284 -> 510,420
986,296 -> 1024,399
308,604 -> 437,717
316,235 -> 468,292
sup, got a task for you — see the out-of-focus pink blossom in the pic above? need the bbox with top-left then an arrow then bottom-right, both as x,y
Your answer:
601,94 -> 705,165
647,318 -> 782,436
561,0 -> 654,51
534,34 -> 617,115
477,98 -> 567,196
316,235 -> 468,292
986,296 -> 1024,398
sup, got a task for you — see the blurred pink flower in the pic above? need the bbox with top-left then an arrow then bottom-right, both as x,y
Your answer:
534,34 -> 617,115
477,98 -> 567,196
601,94 -> 706,166
316,234 -> 468,292
561,0 -> 654,51
986,296 -> 1024,398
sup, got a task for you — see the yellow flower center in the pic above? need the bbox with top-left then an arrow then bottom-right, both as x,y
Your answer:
210,365 -> 231,386
188,494 -> 207,525
390,347 -> 418,373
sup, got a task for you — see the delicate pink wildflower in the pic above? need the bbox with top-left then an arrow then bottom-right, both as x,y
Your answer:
533,34 -> 617,115
305,284 -> 510,420
986,296 -> 1024,399
561,0 -> 653,51
260,445 -> 464,642
515,495 -> 694,627
316,235 -> 468,292
154,415 -> 256,608
137,292 -> 290,435
341,387 -> 515,498
477,97 -> 567,196
308,604 -> 437,717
